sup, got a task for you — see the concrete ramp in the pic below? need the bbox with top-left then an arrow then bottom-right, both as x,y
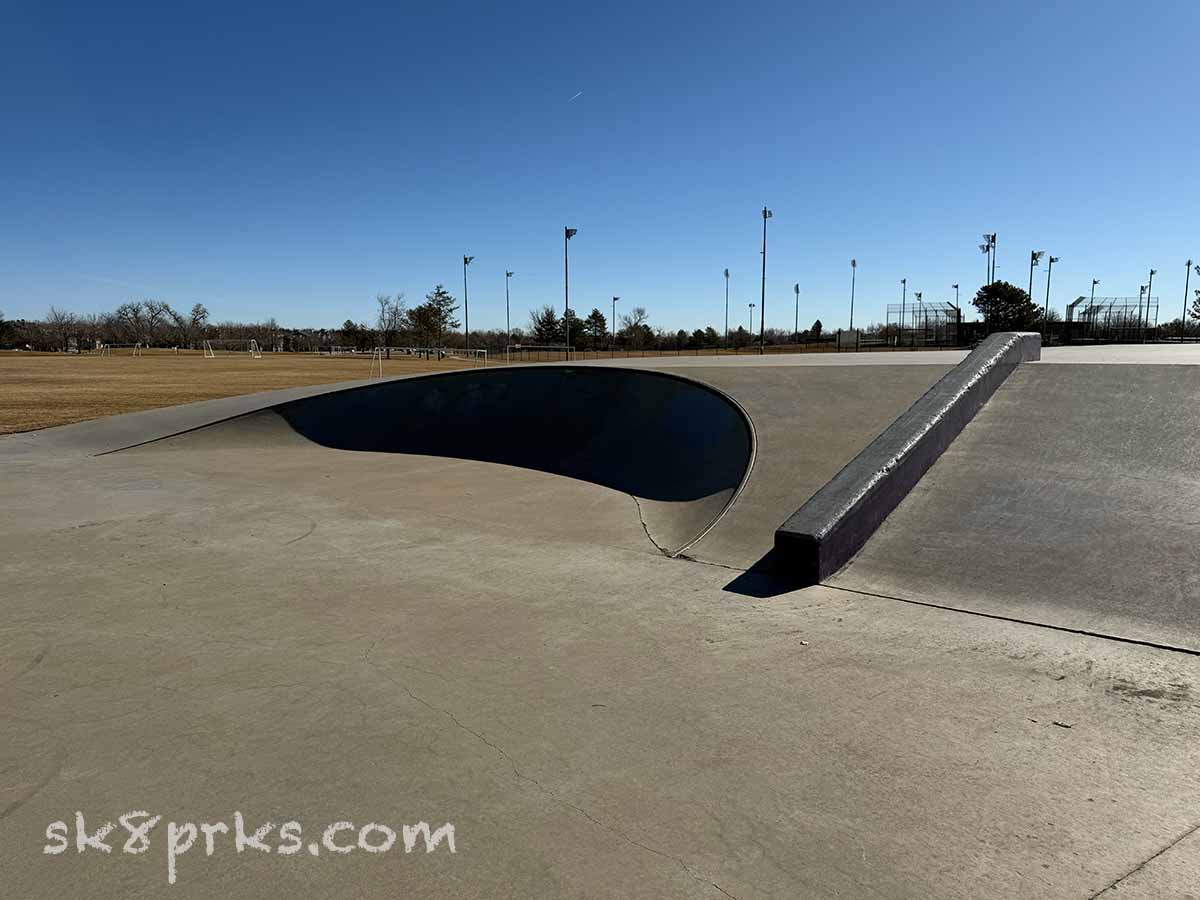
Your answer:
830,363 -> 1200,652
135,366 -> 755,556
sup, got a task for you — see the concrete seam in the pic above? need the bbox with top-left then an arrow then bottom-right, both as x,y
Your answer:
822,583 -> 1200,657
1088,819 -> 1200,898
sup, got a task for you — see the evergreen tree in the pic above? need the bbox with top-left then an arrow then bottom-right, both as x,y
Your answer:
411,285 -> 460,345
529,305 -> 561,343
972,281 -> 1039,330
562,307 -> 583,347
584,308 -> 608,346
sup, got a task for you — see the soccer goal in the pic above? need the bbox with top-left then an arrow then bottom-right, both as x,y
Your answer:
442,348 -> 487,367
505,344 -> 574,364
96,342 -> 143,357
204,339 -> 263,359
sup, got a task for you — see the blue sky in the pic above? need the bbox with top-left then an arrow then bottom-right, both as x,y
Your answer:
3,0 -> 1198,333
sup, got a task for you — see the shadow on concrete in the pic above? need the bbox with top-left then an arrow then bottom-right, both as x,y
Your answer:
185,366 -> 753,555
719,549 -> 806,599
273,367 -> 751,502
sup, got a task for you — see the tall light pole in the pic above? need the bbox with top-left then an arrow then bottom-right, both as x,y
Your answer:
1042,256 -> 1058,338
1029,250 -> 1045,307
1089,278 -> 1099,335
914,291 -> 923,345
612,296 -> 619,358
952,283 -> 961,343
980,233 -> 996,284
793,282 -> 800,341
724,268 -> 730,348
899,277 -> 907,346
564,227 -> 577,354
748,302 -> 756,340
759,207 -> 772,354
505,270 -> 513,343
463,255 -> 474,350
1145,268 -> 1156,334
849,260 -> 858,331
1185,262 -> 1200,340
980,240 -> 991,284
1183,261 -> 1193,340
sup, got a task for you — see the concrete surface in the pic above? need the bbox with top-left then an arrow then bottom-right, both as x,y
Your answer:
3,346 -> 1199,899
666,364 -> 953,569
830,364 -> 1200,652
140,366 -> 754,557
777,333 -> 1040,584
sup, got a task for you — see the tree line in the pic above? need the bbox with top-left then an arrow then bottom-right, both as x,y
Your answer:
0,300 -> 311,352
18,275 -> 1166,355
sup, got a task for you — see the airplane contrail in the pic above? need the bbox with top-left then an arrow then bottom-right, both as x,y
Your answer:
568,91 -> 583,103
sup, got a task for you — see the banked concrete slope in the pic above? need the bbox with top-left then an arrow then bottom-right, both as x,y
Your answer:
830,362 -> 1200,652
136,365 -> 755,556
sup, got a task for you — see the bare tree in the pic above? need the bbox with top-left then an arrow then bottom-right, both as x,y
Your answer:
77,313 -> 103,351
189,303 -> 209,347
388,293 -> 408,343
46,306 -> 76,351
376,294 -> 393,346
619,306 -> 651,350
114,301 -> 145,343
620,306 -> 649,329
142,300 -> 173,345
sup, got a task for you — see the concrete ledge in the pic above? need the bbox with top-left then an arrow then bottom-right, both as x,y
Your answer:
774,332 -> 1041,585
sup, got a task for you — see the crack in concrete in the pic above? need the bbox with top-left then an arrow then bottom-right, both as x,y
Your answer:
367,658 -> 738,899
628,494 -> 671,557
674,553 -> 746,573
1089,819 -> 1200,897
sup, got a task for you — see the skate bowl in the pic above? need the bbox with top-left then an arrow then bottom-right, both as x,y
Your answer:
138,366 -> 756,556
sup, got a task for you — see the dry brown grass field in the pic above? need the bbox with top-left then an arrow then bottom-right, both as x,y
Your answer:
0,350 -> 479,435
0,342 -> 932,435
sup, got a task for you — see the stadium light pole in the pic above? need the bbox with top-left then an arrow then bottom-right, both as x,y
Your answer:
505,270 -> 513,343
611,296 -> 619,358
952,283 -> 961,342
914,291 -> 923,345
564,227 -> 577,354
1028,250 -> 1045,309
759,207 -> 772,354
463,255 -> 474,351
899,277 -> 907,347
1145,268 -> 1157,336
991,233 -> 998,282
1043,255 -> 1058,340
793,282 -> 800,341
1183,261 -> 1193,340
748,302 -> 756,340
849,260 -> 857,331
724,268 -> 730,349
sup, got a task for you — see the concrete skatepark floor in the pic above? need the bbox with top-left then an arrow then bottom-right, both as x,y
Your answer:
2,347 -> 1198,899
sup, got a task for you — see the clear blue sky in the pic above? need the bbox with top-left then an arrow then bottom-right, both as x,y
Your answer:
3,0 -> 1198,333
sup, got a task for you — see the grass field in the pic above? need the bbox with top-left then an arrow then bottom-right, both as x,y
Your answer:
0,350 -> 479,435
1,342 -> 937,435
